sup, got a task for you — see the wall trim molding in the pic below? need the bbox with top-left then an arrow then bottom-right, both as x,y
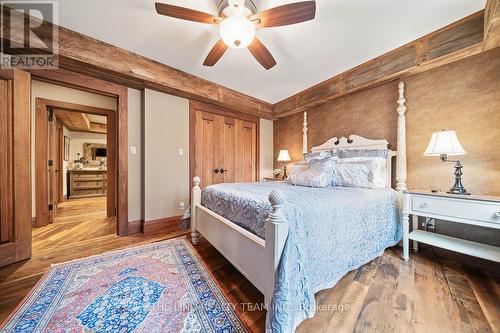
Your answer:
127,220 -> 142,235
141,215 -> 183,235
0,6 -> 273,120
125,216 -> 184,236
2,5 -> 496,121
273,10 -> 491,117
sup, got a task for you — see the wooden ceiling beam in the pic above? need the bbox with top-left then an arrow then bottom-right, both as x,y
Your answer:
273,11 -> 486,117
484,0 -> 500,50
89,122 -> 107,134
54,109 -> 106,133
1,7 -> 273,119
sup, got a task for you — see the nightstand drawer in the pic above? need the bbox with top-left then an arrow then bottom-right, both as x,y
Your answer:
412,195 -> 500,225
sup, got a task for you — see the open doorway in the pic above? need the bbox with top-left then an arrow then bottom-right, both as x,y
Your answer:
34,98 -> 117,234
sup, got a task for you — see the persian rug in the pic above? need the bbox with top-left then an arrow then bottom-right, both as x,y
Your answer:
1,238 -> 248,333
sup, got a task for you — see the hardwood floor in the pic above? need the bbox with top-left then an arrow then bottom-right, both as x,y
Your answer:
0,198 -> 498,332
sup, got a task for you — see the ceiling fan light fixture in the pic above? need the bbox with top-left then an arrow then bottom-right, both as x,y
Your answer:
219,15 -> 255,49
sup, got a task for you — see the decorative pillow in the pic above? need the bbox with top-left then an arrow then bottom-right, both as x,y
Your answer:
289,168 -> 330,188
289,162 -> 308,176
332,157 -> 388,189
303,150 -> 333,162
338,148 -> 389,159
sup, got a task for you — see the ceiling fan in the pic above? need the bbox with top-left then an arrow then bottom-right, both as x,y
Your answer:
155,0 -> 316,70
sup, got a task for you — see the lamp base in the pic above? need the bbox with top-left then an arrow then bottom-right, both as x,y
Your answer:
447,189 -> 471,195
281,163 -> 288,179
447,160 -> 471,195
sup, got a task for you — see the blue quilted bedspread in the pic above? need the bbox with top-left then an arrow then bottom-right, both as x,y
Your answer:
201,182 -> 402,332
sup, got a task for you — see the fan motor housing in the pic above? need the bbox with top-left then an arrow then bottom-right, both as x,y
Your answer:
218,0 -> 257,17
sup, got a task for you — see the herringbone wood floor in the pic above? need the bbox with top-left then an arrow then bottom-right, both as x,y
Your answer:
0,197 -> 499,332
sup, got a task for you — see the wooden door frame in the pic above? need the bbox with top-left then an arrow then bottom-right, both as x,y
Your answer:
189,100 -> 260,189
35,99 -> 117,228
30,69 -> 129,236
0,69 -> 32,266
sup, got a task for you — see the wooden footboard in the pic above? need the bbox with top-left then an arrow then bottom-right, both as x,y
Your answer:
191,177 -> 289,304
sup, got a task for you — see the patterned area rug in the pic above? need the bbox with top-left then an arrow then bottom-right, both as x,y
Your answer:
1,238 -> 248,333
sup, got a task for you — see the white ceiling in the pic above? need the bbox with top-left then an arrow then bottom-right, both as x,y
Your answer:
56,0 -> 485,104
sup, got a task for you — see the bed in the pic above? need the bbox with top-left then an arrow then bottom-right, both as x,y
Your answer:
190,82 -> 410,332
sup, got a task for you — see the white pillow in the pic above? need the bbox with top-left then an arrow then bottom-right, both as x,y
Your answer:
289,162 -> 308,176
332,157 -> 387,189
289,168 -> 330,188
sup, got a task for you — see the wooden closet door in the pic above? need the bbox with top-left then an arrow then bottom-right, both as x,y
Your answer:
234,120 -> 257,183
0,69 -> 31,267
195,111 -> 223,188
222,117 -> 236,183
190,101 -> 259,188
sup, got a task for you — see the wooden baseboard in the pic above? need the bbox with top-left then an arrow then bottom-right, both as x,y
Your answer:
127,220 -> 142,235
141,215 -> 183,235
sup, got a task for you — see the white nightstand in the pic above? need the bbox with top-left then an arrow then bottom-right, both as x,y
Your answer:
402,190 -> 500,262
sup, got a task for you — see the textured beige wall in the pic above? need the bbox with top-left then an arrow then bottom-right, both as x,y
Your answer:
143,89 -> 190,221
260,118 -> 274,179
274,48 -> 500,251
127,88 -> 142,222
275,47 -> 500,197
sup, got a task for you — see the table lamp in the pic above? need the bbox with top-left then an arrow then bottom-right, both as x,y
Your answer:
424,130 -> 470,195
277,150 -> 291,179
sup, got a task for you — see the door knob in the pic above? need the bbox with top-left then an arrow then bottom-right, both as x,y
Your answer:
219,168 -> 228,174
419,203 -> 428,209
213,169 -> 219,174
493,211 -> 500,219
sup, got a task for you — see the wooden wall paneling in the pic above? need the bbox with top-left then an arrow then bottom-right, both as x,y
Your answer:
0,69 -> 32,267
273,11 -> 485,117
1,7 -> 273,119
484,0 -> 500,49
29,70 -> 130,236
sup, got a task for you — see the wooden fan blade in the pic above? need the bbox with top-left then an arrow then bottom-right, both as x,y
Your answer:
203,40 -> 228,67
251,1 -> 316,28
248,38 -> 277,70
155,3 -> 222,24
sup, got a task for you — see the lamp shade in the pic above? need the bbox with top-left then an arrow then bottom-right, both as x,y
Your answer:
277,150 -> 291,162
424,130 -> 467,156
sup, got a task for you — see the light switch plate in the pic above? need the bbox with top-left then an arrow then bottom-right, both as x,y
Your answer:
178,148 -> 184,156
130,146 -> 137,155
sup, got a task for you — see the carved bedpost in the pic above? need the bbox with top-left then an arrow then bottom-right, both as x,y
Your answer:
191,176 -> 201,245
396,82 -> 407,195
303,111 -> 308,155
265,189 -> 289,306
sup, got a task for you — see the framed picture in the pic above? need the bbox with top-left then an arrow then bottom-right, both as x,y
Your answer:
64,136 -> 70,161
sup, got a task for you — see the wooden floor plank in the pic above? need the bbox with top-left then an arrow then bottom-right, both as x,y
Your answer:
0,197 -> 498,333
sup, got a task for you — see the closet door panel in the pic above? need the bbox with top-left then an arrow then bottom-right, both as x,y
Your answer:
223,117 -> 235,183
191,101 -> 259,188
242,121 -> 256,183
195,111 -> 217,188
